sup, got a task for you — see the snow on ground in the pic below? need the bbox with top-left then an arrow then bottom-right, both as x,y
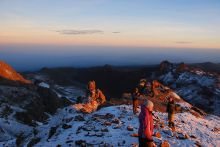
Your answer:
161,71 -> 215,87
155,111 -> 220,147
0,101 -> 219,147
160,69 -> 220,116
53,85 -> 85,102
1,73 -> 219,147
32,105 -> 220,147
0,106 -> 33,147
38,82 -> 50,89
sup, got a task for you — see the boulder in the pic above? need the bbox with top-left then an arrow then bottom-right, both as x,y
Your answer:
16,132 -> 25,147
65,117 -> 73,123
112,118 -> 120,124
82,125 -> 95,131
101,128 -> 109,132
160,122 -> 165,128
62,124 -> 72,129
160,140 -> 170,147
176,132 -> 188,140
74,115 -> 85,121
185,134 -> 190,139
96,132 -> 104,137
118,140 -> 126,146
154,131 -> 161,138
27,137 -> 41,147
131,133 -> 139,137
190,135 -> 197,139
103,121 -> 112,126
211,127 -> 220,132
195,141 -> 202,147
127,125 -> 134,131
92,113 -> 115,120
75,140 -> 86,146
48,126 -> 59,139
163,130 -> 173,137
85,131 -> 96,137
113,124 -> 121,129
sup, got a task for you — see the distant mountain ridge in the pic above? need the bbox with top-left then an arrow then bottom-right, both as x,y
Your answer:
34,61 -> 220,116
190,62 -> 220,73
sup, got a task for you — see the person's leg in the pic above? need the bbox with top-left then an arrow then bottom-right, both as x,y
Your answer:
134,100 -> 139,114
171,121 -> 175,127
168,122 -> 171,127
170,114 -> 175,127
139,138 -> 149,147
138,137 -> 143,147
168,113 -> 172,127
146,141 -> 153,147
133,100 -> 136,114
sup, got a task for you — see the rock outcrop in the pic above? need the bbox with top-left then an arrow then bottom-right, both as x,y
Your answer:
0,61 -> 31,84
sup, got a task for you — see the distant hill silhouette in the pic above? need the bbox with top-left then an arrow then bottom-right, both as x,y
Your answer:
190,62 -> 220,73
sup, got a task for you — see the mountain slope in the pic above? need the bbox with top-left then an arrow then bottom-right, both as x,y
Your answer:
0,61 -> 219,146
2,103 -> 219,147
0,63 -> 72,146
0,61 -> 31,84
35,105 -> 220,147
158,61 -> 220,116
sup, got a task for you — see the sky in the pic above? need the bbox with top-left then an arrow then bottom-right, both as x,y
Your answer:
0,0 -> 220,71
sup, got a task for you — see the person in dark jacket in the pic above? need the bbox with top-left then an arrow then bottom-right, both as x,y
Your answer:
138,100 -> 154,147
132,88 -> 140,114
166,97 -> 176,128
145,82 -> 154,97
138,79 -> 147,95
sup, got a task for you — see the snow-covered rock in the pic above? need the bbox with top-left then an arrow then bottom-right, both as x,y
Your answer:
159,63 -> 220,116
30,105 -> 220,147
2,103 -> 218,146
38,82 -> 50,88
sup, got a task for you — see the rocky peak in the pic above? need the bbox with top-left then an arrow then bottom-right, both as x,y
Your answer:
0,61 -> 31,84
159,60 -> 173,74
176,62 -> 189,73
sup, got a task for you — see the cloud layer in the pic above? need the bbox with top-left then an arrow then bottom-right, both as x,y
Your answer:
175,41 -> 193,44
56,29 -> 103,35
112,31 -> 120,34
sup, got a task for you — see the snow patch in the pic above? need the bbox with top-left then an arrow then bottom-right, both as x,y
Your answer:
38,82 -> 50,89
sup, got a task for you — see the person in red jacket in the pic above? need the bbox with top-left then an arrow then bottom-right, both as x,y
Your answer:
138,100 -> 154,147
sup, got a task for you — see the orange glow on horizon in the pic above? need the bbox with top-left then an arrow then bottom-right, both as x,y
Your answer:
0,25 -> 220,49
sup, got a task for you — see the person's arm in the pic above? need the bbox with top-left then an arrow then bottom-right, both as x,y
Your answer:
97,89 -> 106,104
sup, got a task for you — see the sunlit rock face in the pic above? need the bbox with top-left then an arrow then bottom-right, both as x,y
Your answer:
0,61 -> 31,84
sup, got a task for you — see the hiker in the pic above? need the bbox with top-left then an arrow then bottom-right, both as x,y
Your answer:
73,80 -> 106,113
138,79 -> 147,95
138,100 -> 154,147
152,80 -> 160,96
166,96 -> 176,128
86,80 -> 106,104
132,88 -> 140,114
145,82 -> 154,97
